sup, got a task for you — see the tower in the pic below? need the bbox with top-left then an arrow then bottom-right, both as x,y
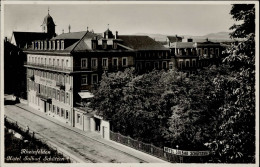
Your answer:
41,8 -> 56,38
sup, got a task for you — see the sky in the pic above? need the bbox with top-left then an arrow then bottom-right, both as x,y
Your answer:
3,3 -> 236,38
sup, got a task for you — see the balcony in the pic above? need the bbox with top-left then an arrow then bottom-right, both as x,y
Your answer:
36,92 -> 52,103
29,75 -> 35,81
24,62 -> 73,72
56,82 -> 65,90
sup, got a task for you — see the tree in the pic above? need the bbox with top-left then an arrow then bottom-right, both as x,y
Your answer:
206,4 -> 255,163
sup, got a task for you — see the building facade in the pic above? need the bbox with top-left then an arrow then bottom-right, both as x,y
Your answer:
168,37 -> 223,74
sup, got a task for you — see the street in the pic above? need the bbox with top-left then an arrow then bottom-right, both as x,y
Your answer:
4,103 -> 166,163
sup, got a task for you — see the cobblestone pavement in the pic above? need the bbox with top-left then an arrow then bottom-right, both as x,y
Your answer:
4,103 -> 167,163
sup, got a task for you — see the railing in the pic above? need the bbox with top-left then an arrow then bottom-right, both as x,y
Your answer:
110,131 -> 209,163
4,116 -> 75,163
24,62 -> 73,72
36,92 -> 52,102
56,82 -> 65,90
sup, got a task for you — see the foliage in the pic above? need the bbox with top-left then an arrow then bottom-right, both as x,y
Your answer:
206,4 -> 255,163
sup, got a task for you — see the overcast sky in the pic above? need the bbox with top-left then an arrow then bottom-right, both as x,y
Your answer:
4,3 -> 235,38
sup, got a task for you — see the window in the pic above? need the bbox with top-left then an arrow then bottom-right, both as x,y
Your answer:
57,41 -> 60,50
169,62 -> 173,69
61,108 -> 64,117
81,75 -> 87,85
57,90 -> 60,101
215,48 -> 219,56
198,48 -> 202,56
66,110 -> 69,119
204,48 -> 208,55
44,41 -> 47,50
179,60 -> 183,69
77,114 -> 80,123
62,59 -> 64,68
44,58 -> 47,65
102,58 -> 108,68
57,107 -> 60,115
162,61 -> 167,69
192,60 -> 196,67
185,60 -> 190,67
61,41 -> 64,50
92,74 -> 98,84
66,60 -> 69,67
53,88 -> 56,99
49,41 -> 52,50
66,93 -> 70,105
53,59 -> 56,66
122,57 -> 128,66
53,105 -> 56,113
145,62 -> 150,68
154,62 -> 159,69
112,58 -> 118,67
61,91 -> 65,103
52,41 -> 55,50
57,59 -> 60,66
81,58 -> 88,68
91,58 -> 98,68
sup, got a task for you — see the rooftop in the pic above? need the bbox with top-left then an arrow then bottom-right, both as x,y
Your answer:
118,35 -> 169,51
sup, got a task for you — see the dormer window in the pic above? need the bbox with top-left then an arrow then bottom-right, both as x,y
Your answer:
52,41 -> 55,50
49,41 -> 52,50
35,42 -> 38,50
44,41 -> 48,50
61,40 -> 64,50
41,41 -> 44,50
92,40 -> 96,50
57,41 -> 60,50
113,41 -> 117,49
102,40 -> 107,49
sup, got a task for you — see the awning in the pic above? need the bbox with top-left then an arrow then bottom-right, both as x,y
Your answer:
78,92 -> 94,99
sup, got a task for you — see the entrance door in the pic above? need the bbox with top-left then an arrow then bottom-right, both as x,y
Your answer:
94,118 -> 100,132
44,101 -> 47,113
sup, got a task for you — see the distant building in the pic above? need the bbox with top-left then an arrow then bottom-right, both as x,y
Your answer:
168,38 -> 223,74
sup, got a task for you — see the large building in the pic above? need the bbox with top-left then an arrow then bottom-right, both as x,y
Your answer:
22,12 -> 170,134
167,37 -> 223,74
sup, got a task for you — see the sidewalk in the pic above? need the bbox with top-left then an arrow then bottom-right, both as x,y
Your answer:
14,101 -> 168,163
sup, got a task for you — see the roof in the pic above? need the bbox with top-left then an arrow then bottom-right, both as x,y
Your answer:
72,31 -> 102,52
118,35 -> 169,51
52,31 -> 88,40
12,31 -> 49,48
42,13 -> 55,26
78,92 -> 94,99
170,42 -> 195,48
167,36 -> 183,43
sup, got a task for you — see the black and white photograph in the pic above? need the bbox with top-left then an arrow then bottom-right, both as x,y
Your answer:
0,0 -> 259,166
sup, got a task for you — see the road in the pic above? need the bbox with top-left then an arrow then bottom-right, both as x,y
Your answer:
4,104 -> 155,163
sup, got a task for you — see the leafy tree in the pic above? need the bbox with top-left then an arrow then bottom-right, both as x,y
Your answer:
206,4 -> 255,163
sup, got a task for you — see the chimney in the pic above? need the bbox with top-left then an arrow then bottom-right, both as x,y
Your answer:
115,31 -> 118,39
62,29 -> 64,34
68,25 -> 71,33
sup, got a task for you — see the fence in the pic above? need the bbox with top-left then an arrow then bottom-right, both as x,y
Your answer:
4,116 -> 76,163
110,131 -> 208,163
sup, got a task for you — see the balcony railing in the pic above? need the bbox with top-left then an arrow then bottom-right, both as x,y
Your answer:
24,62 -> 73,72
36,92 -> 52,102
56,82 -> 65,90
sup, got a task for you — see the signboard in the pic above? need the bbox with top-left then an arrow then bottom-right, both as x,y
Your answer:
164,147 -> 210,156
35,76 -> 56,87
